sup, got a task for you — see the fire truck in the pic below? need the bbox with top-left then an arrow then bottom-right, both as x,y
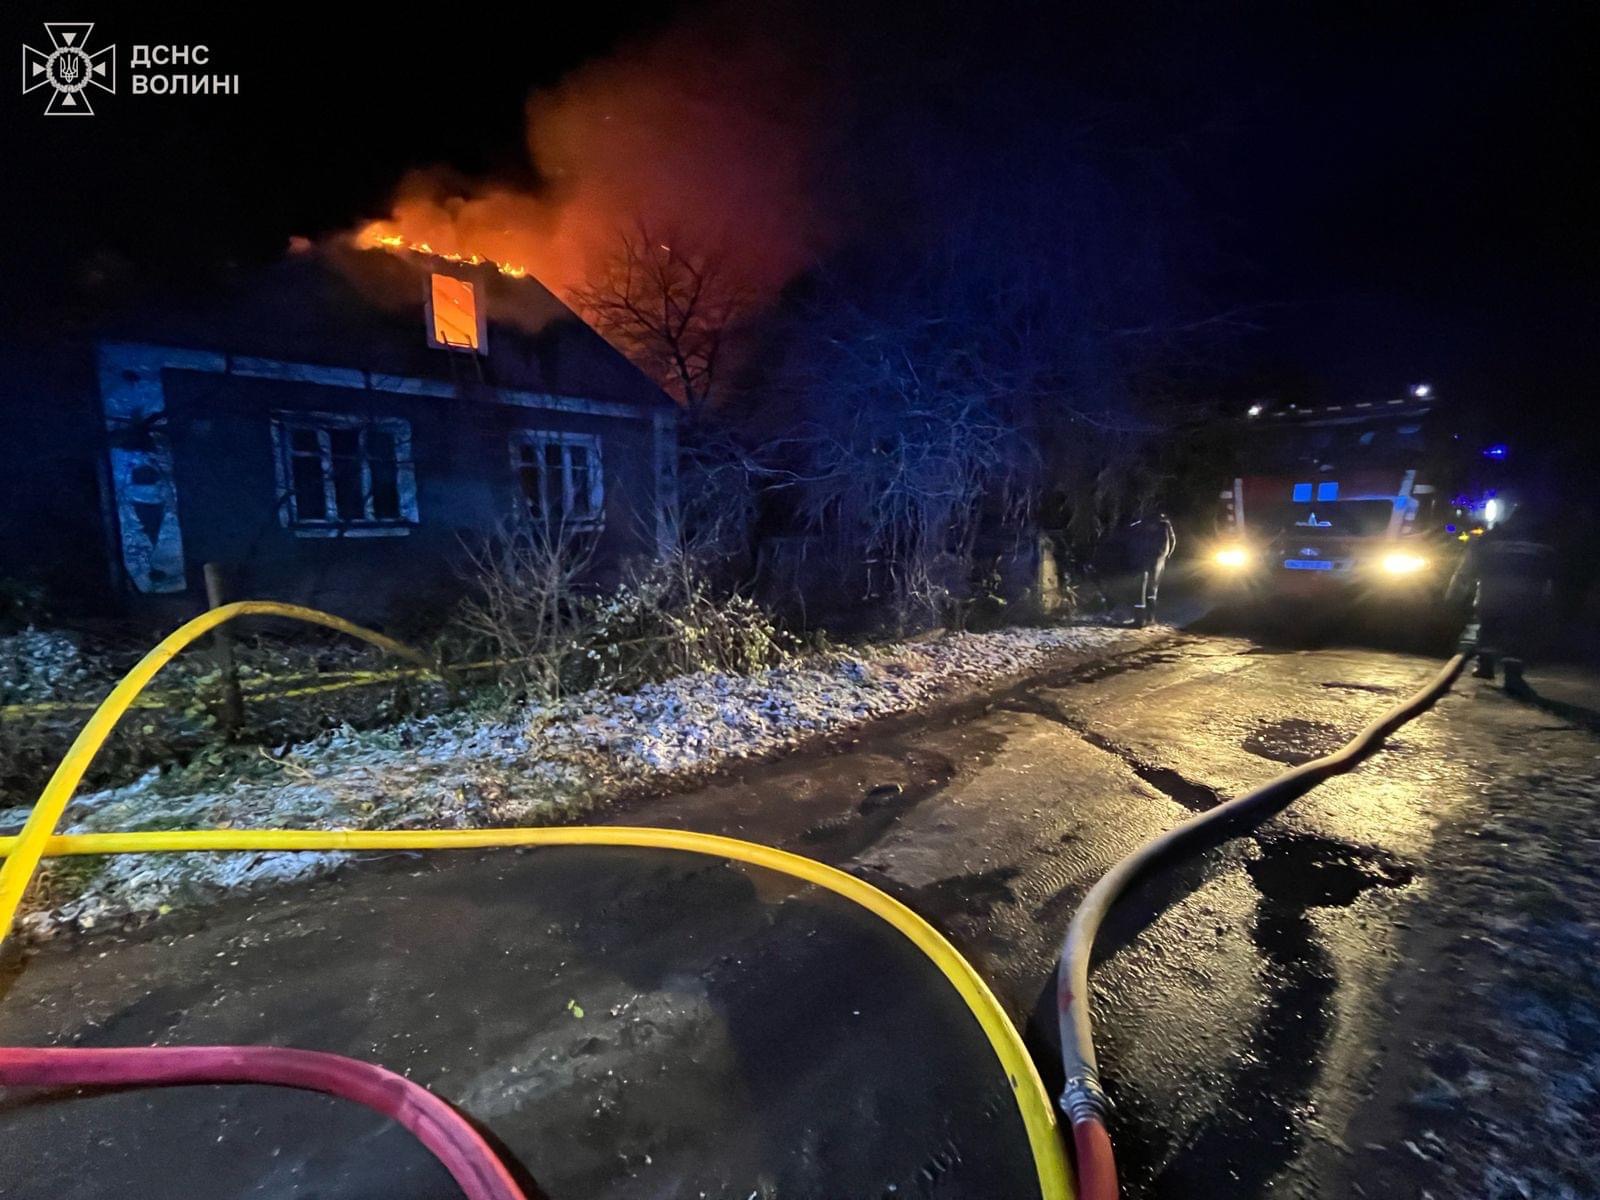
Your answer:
1207,393 -> 1483,606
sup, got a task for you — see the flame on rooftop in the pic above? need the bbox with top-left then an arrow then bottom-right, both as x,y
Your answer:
355,223 -> 529,279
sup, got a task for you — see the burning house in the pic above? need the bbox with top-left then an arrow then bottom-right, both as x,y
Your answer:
0,245 -> 678,627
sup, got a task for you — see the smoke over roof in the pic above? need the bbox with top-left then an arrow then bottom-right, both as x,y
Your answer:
351,4 -> 832,305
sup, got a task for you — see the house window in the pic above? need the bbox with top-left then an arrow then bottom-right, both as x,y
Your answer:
427,273 -> 484,352
272,413 -> 417,536
1292,482 -> 1313,502
511,431 -> 603,530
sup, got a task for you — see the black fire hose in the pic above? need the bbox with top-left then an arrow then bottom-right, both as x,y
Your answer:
1055,648 -> 1473,1199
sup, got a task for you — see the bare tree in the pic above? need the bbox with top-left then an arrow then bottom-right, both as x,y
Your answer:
768,266 -> 1036,631
572,225 -> 750,418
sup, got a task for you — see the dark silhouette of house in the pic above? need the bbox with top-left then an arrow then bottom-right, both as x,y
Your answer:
0,246 -> 677,628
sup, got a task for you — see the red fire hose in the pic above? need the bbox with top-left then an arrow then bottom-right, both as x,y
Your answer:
1056,649 -> 1472,1200
0,1045 -> 527,1200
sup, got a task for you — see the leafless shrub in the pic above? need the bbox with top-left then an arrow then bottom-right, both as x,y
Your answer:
455,516 -> 598,699
456,517 -> 789,702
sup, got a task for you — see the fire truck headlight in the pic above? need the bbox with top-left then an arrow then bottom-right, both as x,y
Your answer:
1380,552 -> 1428,576
1214,546 -> 1251,569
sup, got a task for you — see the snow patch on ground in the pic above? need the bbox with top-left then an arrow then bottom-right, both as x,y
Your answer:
0,627 -> 90,704
18,623 -> 1153,939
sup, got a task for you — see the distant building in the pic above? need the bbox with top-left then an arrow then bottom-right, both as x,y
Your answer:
0,247 -> 678,628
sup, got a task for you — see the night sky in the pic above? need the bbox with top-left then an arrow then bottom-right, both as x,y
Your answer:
3,0 -> 1595,474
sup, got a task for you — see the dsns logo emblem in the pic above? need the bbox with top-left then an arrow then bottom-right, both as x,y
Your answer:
22,23 -> 115,115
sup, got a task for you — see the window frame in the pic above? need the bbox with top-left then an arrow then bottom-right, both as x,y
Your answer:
270,411 -> 418,537
425,272 -> 488,355
509,430 -> 605,532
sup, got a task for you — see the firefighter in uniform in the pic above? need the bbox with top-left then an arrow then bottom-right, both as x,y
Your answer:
1127,511 -> 1178,627
1451,505 -> 1556,697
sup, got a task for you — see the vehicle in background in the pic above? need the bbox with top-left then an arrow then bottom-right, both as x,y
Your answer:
1206,391 -> 1498,610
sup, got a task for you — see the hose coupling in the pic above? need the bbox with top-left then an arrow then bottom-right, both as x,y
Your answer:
1060,1070 -> 1113,1124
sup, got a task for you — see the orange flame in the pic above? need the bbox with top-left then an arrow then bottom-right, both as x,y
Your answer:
355,221 -> 530,278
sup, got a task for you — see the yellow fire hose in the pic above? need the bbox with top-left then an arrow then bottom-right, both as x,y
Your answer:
0,601 -> 1072,1200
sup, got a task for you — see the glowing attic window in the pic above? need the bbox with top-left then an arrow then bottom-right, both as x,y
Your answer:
428,273 -> 484,352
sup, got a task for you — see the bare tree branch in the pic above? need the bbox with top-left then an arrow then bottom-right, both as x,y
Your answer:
572,223 -> 751,418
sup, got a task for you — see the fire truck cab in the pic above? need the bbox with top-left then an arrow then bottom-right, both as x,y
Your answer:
1209,396 -> 1468,606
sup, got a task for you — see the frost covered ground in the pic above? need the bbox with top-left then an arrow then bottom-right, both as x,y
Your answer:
0,628 -> 93,704
9,623 -> 1155,940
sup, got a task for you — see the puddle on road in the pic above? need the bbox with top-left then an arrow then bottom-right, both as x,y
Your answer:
1242,717 -> 1349,765
1129,832 -> 1419,1196
797,746 -> 955,859
1247,832 -> 1416,908
912,865 -> 1024,921
1110,752 -> 1223,813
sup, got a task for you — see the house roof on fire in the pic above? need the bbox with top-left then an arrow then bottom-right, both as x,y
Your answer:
95,244 -> 673,410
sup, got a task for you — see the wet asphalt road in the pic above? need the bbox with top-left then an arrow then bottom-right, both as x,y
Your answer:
3,630 -> 1597,1199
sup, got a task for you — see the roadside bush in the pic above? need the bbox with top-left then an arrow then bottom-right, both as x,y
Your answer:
457,530 -> 793,702
574,555 -> 794,693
